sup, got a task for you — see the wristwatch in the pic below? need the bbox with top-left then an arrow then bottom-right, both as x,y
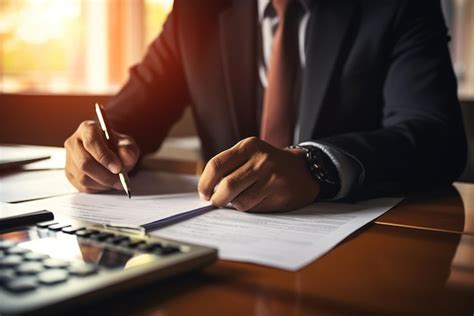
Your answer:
288,145 -> 341,199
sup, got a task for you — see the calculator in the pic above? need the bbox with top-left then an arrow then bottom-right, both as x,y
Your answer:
0,218 -> 217,315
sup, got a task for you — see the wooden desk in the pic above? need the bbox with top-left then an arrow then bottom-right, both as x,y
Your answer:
69,185 -> 474,316
376,183 -> 474,235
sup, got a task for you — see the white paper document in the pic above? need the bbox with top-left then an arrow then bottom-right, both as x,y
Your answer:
20,192 -> 210,226
15,169 -> 401,271
154,198 -> 402,270
18,171 -> 209,225
0,170 -> 77,202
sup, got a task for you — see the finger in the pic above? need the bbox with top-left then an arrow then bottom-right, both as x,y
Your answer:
116,136 -> 140,172
247,192 -> 292,213
210,159 -> 260,207
65,164 -> 111,193
198,140 -> 254,199
80,121 -> 122,174
71,140 -> 120,188
246,197 -> 272,213
231,181 -> 269,212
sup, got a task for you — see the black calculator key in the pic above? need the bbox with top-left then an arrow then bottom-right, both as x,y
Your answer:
7,247 -> 30,255
68,263 -> 98,277
116,237 -> 132,246
0,240 -> 16,250
149,242 -> 163,249
43,258 -> 69,269
16,262 -> 45,275
61,226 -> 85,234
0,255 -> 23,268
137,243 -> 161,252
89,232 -> 113,241
105,235 -> 129,244
157,246 -> 180,256
24,252 -> 49,261
0,269 -> 15,285
48,223 -> 71,231
38,269 -> 69,285
75,229 -> 97,237
119,239 -> 145,248
36,221 -> 58,228
5,277 -> 38,293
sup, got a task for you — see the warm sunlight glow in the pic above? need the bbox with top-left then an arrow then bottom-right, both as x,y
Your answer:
12,0 -> 80,44
0,0 -> 173,94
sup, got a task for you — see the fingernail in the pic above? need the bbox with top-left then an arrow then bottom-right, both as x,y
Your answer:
199,192 -> 209,201
108,162 -> 121,174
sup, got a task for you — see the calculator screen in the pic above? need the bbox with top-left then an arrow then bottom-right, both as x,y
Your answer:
0,228 -> 156,270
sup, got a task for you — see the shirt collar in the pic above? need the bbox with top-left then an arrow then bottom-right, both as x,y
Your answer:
258,0 -> 312,22
258,0 -> 271,22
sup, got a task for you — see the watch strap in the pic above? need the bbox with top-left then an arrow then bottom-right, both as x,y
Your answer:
289,145 -> 341,199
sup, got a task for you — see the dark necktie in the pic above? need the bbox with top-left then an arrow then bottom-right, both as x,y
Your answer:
260,0 -> 300,148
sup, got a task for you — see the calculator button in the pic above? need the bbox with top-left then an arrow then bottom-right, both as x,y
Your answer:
36,221 -> 58,228
120,239 -> 145,249
38,269 -> 69,285
137,243 -> 161,252
149,242 -> 163,249
7,247 -> 30,256
61,226 -> 85,234
16,262 -> 45,275
68,263 -> 98,277
0,269 -> 15,285
43,258 -> 69,269
0,240 -> 16,250
105,235 -> 129,244
5,277 -> 38,292
0,255 -> 23,268
157,246 -> 180,256
75,229 -> 97,237
24,252 -> 49,261
48,223 -> 71,231
117,238 -> 132,247
89,232 -> 114,241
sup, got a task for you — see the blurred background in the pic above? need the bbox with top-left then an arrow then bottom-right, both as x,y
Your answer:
0,0 -> 173,94
0,0 -> 473,175
0,0 -> 197,146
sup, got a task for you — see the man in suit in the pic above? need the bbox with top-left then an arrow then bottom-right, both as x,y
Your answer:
64,0 -> 467,212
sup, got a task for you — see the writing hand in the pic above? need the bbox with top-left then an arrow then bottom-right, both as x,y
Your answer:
64,120 -> 140,193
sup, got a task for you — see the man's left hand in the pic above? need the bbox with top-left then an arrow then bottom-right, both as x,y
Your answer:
198,137 -> 320,212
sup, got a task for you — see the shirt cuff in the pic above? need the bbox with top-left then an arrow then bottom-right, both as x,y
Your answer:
299,141 -> 363,200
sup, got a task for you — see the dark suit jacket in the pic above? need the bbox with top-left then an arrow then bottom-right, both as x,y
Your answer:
107,0 -> 467,199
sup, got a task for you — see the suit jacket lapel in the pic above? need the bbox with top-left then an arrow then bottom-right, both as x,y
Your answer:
219,0 -> 258,142
297,0 -> 357,142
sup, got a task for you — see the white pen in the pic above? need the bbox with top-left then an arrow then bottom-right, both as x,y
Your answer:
95,103 -> 132,198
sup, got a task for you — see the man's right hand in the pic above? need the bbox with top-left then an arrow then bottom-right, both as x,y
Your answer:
64,120 -> 140,193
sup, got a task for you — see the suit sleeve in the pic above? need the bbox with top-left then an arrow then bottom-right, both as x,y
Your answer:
105,1 -> 190,155
317,0 -> 467,199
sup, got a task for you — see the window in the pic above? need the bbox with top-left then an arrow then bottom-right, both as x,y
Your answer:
0,0 -> 173,94
443,0 -> 474,99
0,0 -> 473,99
